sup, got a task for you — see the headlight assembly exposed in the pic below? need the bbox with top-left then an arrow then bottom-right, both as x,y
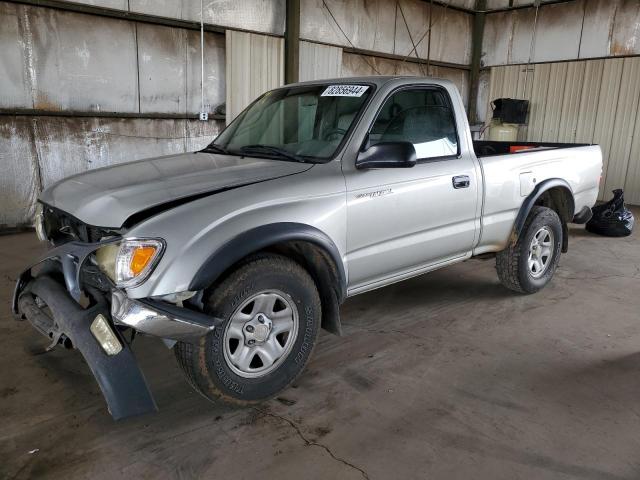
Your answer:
34,203 -> 47,242
96,238 -> 165,288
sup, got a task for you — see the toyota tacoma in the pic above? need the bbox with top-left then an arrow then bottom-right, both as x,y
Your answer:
13,76 -> 602,419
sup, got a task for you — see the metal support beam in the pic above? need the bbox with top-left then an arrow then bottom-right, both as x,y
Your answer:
342,46 -> 471,71
291,41 -> 469,71
285,0 -> 300,84
479,0 -> 575,13
0,109 -> 225,121
467,0 -> 486,124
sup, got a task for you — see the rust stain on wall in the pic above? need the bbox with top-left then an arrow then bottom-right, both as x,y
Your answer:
611,41 -> 632,56
33,93 -> 62,112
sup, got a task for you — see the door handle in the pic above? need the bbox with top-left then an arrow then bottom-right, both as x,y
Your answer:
452,175 -> 470,189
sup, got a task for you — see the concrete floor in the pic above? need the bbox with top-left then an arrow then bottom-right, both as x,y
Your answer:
1,211 -> 639,480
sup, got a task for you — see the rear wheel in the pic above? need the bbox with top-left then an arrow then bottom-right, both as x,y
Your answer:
174,254 -> 321,405
496,206 -> 563,294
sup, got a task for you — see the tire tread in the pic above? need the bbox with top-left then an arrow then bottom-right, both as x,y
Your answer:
496,206 -> 561,294
174,254 -> 320,405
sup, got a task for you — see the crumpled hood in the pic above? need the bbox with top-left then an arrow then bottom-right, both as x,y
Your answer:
40,152 -> 312,227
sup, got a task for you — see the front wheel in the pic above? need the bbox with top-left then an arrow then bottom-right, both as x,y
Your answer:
174,254 -> 321,405
496,206 -> 563,294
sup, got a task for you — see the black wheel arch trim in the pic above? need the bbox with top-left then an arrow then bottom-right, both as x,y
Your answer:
189,223 -> 346,295
188,223 -> 347,336
511,178 -> 575,252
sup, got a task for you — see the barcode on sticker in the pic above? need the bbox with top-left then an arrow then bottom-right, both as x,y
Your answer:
321,85 -> 369,97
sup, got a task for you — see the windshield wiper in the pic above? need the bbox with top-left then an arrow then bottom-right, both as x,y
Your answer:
240,144 -> 306,163
200,144 -> 230,155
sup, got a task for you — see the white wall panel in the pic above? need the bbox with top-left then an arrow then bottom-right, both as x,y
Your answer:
602,57 -> 640,195
525,63 -> 550,142
508,9 -> 537,65
481,11 -> 511,67
225,31 -> 284,122
0,3 -> 139,113
0,3 -> 32,108
137,24 -> 228,115
483,0 -> 640,66
299,41 -> 342,81
0,119 -> 40,227
574,59 -> 604,143
137,24 -> 189,114
531,1 -> 583,63
592,58 -> 624,199
540,63 -> 568,142
556,61 -> 585,143
625,107 -> 640,206
301,0 -> 472,66
579,0 -> 617,59
421,5 -> 473,66
59,0 -> 287,35
129,0 -> 286,35
185,29 -> 226,114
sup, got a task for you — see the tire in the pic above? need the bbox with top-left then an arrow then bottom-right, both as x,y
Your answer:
174,254 -> 321,405
496,206 -> 563,294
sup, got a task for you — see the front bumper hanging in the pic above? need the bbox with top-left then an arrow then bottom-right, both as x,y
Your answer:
18,275 -> 158,420
12,239 -> 221,420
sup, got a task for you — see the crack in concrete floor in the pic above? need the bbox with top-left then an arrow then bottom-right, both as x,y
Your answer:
254,408 -> 370,480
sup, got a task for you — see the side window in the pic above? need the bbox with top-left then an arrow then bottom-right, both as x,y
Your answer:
369,88 -> 459,160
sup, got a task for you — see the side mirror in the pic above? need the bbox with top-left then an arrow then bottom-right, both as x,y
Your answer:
356,142 -> 417,169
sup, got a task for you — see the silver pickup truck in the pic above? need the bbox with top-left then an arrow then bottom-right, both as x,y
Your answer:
13,76 -> 602,419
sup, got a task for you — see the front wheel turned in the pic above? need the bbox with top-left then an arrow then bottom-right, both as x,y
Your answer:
496,206 -> 563,294
174,254 -> 321,405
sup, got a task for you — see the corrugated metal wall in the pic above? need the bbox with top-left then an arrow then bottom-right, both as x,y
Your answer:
225,31 -> 285,122
299,41 -> 343,82
487,57 -> 640,205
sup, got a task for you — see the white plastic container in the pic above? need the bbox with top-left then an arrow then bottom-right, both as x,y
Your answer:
488,122 -> 519,142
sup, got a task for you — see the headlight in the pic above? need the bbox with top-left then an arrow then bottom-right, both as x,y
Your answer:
96,238 -> 165,288
34,203 -> 47,242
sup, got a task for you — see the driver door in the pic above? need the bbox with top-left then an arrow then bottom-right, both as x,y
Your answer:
344,86 -> 479,291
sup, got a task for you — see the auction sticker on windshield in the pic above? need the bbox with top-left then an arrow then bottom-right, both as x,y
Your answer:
321,85 -> 369,97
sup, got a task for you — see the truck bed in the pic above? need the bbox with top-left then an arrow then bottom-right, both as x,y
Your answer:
474,140 -> 591,158
472,141 -> 602,256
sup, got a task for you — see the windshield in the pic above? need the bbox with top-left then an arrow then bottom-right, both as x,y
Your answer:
211,84 -> 373,162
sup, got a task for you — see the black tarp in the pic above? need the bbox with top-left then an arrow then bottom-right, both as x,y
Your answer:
586,189 -> 635,237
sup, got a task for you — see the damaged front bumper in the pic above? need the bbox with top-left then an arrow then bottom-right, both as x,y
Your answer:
110,290 -> 218,341
12,240 -> 221,420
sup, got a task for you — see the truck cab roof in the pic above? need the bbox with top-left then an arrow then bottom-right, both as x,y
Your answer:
286,75 -> 457,90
